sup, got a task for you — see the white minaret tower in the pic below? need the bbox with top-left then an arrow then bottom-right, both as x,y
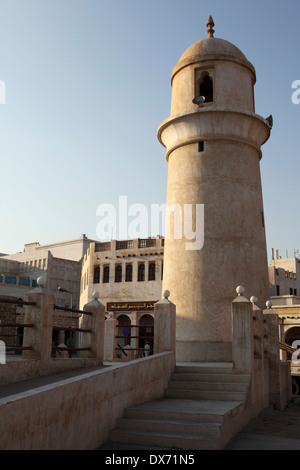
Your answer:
158,17 -> 271,362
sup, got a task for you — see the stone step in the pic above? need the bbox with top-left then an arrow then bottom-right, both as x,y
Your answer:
109,429 -> 219,450
100,441 -> 176,450
123,399 -> 229,424
171,372 -> 250,383
116,416 -> 221,438
103,364 -> 249,451
175,363 -> 234,375
168,380 -> 248,392
165,388 -> 247,401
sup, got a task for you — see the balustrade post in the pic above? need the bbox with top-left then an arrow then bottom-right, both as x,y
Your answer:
80,292 -> 105,363
251,296 -> 264,360
104,312 -> 118,361
154,290 -> 176,354
263,300 -> 283,409
23,277 -> 54,363
232,286 -> 254,373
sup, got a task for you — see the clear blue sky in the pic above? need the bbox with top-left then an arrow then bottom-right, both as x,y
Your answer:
0,0 -> 299,261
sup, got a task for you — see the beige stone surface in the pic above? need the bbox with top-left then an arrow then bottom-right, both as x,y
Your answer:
0,351 -> 175,450
226,400 -> 300,450
154,298 -> 176,354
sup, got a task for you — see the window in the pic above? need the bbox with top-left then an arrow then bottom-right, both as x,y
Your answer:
116,240 -> 133,250
103,265 -> 110,283
95,242 -> 111,252
276,285 -> 280,296
200,74 -> 213,102
125,264 -> 132,282
148,263 -> 155,281
198,141 -> 204,152
138,263 -> 145,282
93,266 -> 100,284
294,289 -> 298,296
290,288 -> 293,295
5,276 -> 16,285
19,277 -> 30,287
115,264 -> 122,283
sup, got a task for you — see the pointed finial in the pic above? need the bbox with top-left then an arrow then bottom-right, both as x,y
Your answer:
206,15 -> 215,38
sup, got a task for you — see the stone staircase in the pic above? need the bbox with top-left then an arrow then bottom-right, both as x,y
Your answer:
103,363 -> 251,450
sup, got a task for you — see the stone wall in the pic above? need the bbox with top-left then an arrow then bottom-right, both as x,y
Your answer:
0,351 -> 175,450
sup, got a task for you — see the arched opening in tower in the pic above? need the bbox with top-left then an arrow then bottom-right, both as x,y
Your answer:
200,74 -> 213,102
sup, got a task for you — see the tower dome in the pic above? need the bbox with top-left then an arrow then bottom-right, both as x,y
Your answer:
172,37 -> 256,84
168,16 -> 259,118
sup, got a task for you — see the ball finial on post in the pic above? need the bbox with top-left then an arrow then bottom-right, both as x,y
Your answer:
163,290 -> 170,300
92,291 -> 100,301
37,276 -> 46,288
236,286 -> 245,296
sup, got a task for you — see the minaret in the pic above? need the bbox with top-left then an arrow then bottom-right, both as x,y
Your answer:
158,17 -> 271,362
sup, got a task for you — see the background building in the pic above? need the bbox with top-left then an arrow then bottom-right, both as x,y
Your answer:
0,234 -> 95,308
0,234 -> 96,354
267,249 -> 300,394
80,236 -> 164,355
269,248 -> 300,300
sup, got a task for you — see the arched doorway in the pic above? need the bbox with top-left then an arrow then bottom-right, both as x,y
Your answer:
116,314 -> 131,357
138,314 -> 154,355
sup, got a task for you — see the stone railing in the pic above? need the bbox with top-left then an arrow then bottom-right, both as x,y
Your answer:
1,279 -> 177,387
0,288 -> 177,450
0,280 -> 106,385
0,297 -> 37,357
232,286 -> 291,410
